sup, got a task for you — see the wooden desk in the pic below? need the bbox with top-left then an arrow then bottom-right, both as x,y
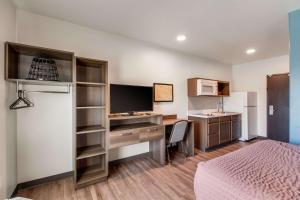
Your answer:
108,114 -> 194,167
163,118 -> 195,157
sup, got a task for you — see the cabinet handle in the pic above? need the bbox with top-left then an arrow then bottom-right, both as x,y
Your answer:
121,132 -> 133,136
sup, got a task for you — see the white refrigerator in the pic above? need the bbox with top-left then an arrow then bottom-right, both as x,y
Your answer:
223,92 -> 258,141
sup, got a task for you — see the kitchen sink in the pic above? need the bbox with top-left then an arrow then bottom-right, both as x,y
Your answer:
212,112 -> 236,115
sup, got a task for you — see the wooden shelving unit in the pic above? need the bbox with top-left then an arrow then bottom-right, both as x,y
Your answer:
74,57 -> 108,188
5,42 -> 74,85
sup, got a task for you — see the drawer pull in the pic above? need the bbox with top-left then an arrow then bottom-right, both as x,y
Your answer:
121,132 -> 133,136
146,128 -> 158,132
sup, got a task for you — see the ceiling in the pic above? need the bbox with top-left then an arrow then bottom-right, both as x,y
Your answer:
13,0 -> 300,65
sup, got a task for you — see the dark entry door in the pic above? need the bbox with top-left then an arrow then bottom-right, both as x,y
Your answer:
267,73 -> 289,142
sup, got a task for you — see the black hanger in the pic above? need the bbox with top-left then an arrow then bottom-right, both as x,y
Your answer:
10,90 -> 34,110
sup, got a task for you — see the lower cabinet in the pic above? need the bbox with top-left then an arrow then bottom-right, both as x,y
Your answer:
207,123 -> 220,148
207,133 -> 220,148
193,120 -> 201,149
232,119 -> 242,140
207,123 -> 220,147
189,114 -> 241,151
220,121 -> 231,143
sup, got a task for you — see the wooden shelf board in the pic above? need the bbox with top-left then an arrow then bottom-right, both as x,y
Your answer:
76,165 -> 106,186
7,79 -> 72,86
76,106 -> 105,109
76,82 -> 106,87
76,125 -> 106,134
77,144 -> 106,160
76,57 -> 107,67
6,42 -> 74,61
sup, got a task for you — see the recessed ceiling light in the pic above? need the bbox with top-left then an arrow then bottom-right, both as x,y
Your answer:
246,48 -> 256,55
176,35 -> 186,42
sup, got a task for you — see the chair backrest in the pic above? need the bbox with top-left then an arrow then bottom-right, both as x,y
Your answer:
169,120 -> 188,144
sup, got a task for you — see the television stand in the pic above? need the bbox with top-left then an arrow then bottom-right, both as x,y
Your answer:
109,113 -> 165,165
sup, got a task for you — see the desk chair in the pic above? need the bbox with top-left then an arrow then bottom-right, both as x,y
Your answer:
166,120 -> 188,164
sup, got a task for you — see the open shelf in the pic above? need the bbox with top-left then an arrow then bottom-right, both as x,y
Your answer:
76,57 -> 107,84
77,125 -> 106,134
76,109 -> 106,129
218,81 -> 230,96
77,144 -> 106,160
5,42 -> 74,84
76,165 -> 106,187
76,84 -> 106,107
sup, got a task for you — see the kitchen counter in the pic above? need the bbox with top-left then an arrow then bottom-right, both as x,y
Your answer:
188,112 -> 241,119
188,112 -> 242,151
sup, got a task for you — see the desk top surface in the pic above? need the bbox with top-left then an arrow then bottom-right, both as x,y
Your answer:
163,119 -> 193,126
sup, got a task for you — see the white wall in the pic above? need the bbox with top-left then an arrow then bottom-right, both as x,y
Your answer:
15,10 -> 232,183
0,0 -> 17,198
232,55 -> 289,137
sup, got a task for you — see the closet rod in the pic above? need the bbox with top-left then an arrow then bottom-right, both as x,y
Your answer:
16,82 -> 71,94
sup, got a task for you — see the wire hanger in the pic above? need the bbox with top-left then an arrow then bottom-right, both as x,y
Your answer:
10,90 -> 34,110
9,81 -> 71,110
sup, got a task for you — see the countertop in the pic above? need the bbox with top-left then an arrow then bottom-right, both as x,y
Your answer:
188,112 -> 241,119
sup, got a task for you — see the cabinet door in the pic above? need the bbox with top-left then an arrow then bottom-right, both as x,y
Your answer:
220,121 -> 231,143
232,120 -> 241,140
207,123 -> 220,148
193,121 -> 201,149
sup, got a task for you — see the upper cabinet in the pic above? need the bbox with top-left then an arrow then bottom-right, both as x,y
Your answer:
5,42 -> 74,86
188,78 -> 230,97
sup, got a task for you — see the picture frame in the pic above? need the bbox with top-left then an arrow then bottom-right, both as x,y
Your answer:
153,83 -> 174,102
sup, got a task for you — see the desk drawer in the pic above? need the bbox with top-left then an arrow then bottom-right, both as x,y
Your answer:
110,131 -> 139,149
139,126 -> 164,142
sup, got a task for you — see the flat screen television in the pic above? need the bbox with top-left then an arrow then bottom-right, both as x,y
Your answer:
110,84 -> 153,114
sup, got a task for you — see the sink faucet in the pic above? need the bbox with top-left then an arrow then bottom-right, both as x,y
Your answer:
217,97 -> 224,113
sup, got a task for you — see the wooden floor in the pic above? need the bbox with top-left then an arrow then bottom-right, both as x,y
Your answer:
17,140 -> 258,200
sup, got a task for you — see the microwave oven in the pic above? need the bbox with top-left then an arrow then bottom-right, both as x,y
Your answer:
197,79 -> 218,96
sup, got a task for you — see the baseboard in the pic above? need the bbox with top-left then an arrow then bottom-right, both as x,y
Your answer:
11,171 -> 73,198
109,152 -> 152,165
257,136 -> 268,140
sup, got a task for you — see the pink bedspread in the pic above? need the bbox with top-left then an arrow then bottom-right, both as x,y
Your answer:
194,140 -> 300,200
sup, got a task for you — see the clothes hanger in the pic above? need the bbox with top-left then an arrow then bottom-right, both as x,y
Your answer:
9,90 -> 34,110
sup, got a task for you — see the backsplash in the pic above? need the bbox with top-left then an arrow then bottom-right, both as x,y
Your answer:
188,96 -> 221,110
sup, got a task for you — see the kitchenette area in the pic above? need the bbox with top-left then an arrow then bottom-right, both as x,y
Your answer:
187,77 -> 258,151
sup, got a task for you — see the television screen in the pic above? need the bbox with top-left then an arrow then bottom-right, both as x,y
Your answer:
110,84 -> 153,114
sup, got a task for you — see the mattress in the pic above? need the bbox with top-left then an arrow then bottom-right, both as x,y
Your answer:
194,140 -> 300,200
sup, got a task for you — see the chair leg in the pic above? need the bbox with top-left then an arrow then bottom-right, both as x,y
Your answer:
181,141 -> 188,159
166,146 -> 171,165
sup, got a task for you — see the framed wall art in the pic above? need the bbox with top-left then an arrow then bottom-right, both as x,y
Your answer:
153,83 -> 174,102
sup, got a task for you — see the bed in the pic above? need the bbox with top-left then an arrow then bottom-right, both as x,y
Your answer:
194,140 -> 300,200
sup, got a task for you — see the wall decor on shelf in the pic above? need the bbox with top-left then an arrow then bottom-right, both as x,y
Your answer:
153,83 -> 174,102
27,57 -> 59,81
